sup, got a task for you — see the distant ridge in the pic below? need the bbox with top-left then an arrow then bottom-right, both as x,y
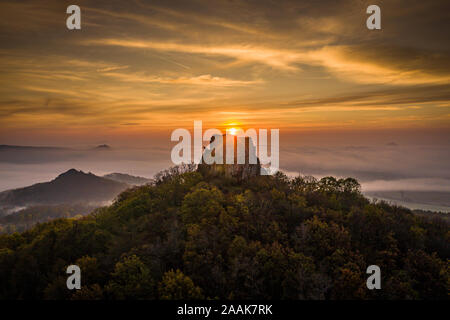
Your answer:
0,169 -> 129,208
103,173 -> 152,185
0,145 -> 68,150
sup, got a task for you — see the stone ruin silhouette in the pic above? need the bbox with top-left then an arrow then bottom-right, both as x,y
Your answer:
197,134 -> 261,180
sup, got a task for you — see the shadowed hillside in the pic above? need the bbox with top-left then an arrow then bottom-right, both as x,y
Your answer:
0,169 -> 128,208
0,204 -> 96,234
0,168 -> 448,300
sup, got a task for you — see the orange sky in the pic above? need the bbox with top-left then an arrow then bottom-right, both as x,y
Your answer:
0,0 -> 449,146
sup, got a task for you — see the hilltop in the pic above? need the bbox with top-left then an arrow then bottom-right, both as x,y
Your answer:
0,169 -> 128,208
0,168 -> 448,300
93,144 -> 111,150
0,170 -> 154,233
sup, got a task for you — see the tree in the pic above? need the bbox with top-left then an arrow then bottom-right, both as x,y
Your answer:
158,269 -> 203,299
105,255 -> 155,299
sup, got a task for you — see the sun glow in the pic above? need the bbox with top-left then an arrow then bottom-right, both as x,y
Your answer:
224,121 -> 243,136
227,127 -> 238,135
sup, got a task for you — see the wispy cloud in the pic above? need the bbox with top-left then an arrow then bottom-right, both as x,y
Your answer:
83,39 -> 303,71
309,46 -> 450,85
102,72 -> 262,86
84,39 -> 450,85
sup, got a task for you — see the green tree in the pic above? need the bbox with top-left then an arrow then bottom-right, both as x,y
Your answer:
158,269 -> 203,299
105,255 -> 155,299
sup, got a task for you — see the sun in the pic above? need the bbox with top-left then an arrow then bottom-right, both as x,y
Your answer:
227,127 -> 238,135
224,121 -> 243,135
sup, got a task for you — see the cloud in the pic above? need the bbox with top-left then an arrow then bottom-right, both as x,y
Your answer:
102,72 -> 262,86
0,0 -> 63,32
96,65 -> 129,72
83,39 -> 304,71
84,38 -> 450,85
309,45 -> 450,85
280,84 -> 450,110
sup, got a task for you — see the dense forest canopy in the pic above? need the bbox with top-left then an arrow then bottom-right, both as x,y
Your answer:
0,168 -> 448,299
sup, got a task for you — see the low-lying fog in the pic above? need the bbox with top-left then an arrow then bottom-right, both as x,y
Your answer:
1,142 -> 449,212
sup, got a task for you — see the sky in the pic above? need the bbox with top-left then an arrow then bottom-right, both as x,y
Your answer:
0,0 -> 449,146
0,0 -> 449,210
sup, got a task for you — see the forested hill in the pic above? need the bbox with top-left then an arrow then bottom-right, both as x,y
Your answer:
0,169 -> 128,207
0,169 -> 448,300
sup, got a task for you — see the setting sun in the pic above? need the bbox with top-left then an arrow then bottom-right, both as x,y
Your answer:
226,126 -> 245,136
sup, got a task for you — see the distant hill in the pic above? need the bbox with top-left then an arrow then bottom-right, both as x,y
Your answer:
0,145 -> 68,151
0,169 -> 129,209
93,144 -> 111,150
103,173 -> 152,185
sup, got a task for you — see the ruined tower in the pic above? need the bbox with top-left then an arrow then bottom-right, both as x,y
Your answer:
197,134 -> 261,180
